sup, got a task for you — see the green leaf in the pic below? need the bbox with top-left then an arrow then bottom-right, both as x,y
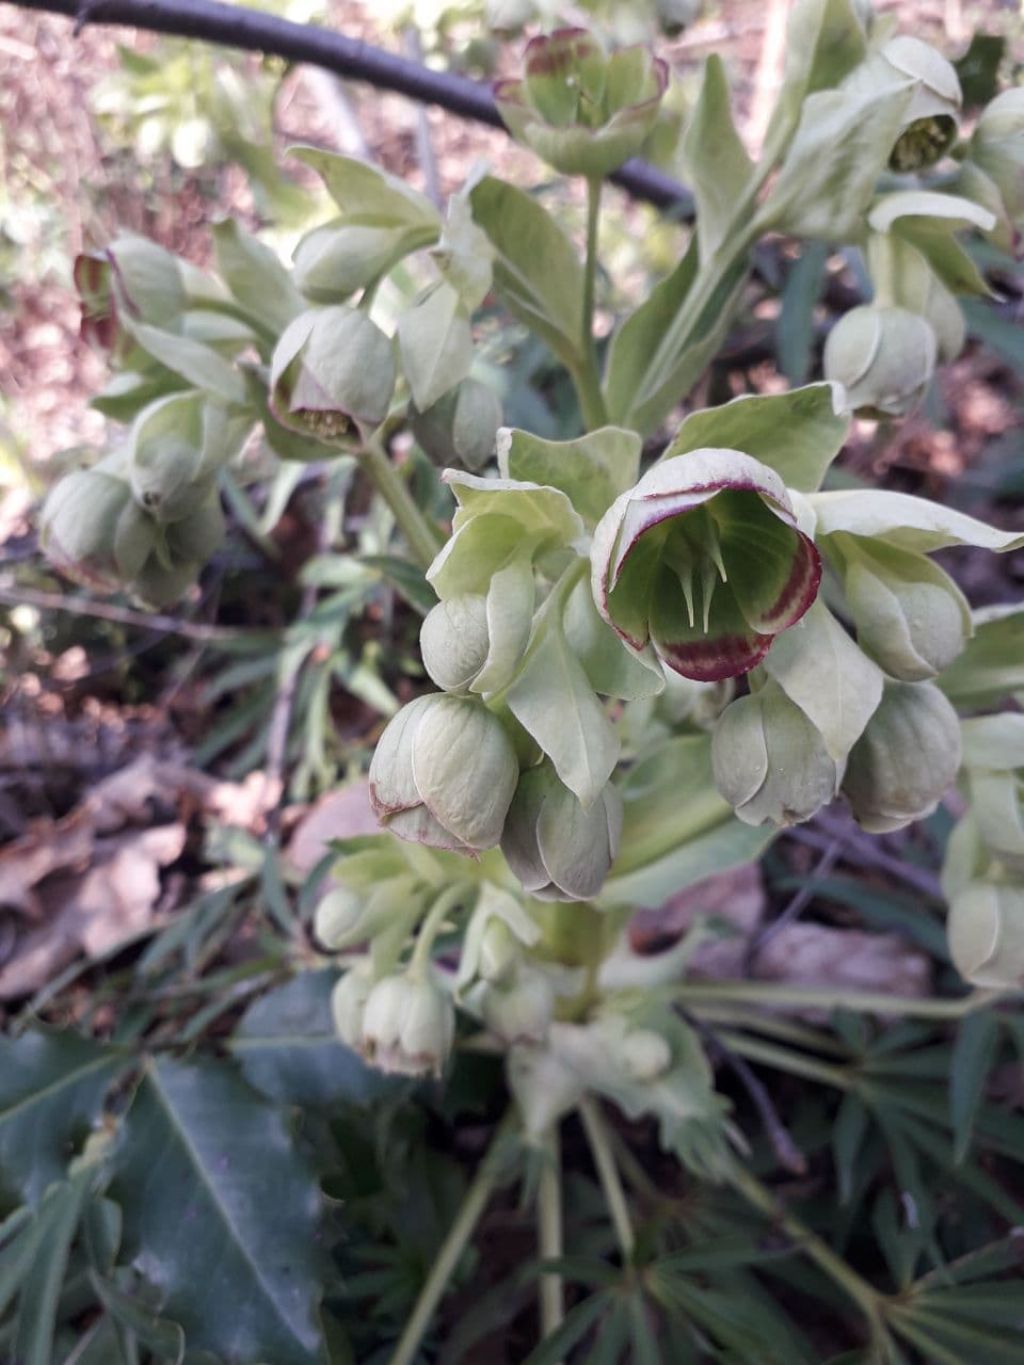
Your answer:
954,32 -> 1006,106
939,604 -> 1024,710
230,970 -> 400,1107
962,298 -> 1024,379
663,382 -> 849,492
129,321 -> 249,405
563,578 -> 664,702
361,553 -> 438,615
767,0 -> 868,143
12,1168 -> 93,1365
950,1011 -> 1000,1164
681,55 -> 753,259
778,242 -> 829,384
288,145 -> 440,234
112,1056 -> 324,1365
91,1271 -> 186,1364
764,601 -> 884,763
496,425 -> 642,527
809,489 -> 1024,552
469,177 -> 584,371
599,816 -> 774,910
212,219 -> 304,335
0,1030 -> 129,1206
603,239 -> 749,437
506,621 -> 619,806
759,85 -> 913,241
832,1092 -> 869,1204
869,192 -> 996,297
398,281 -> 473,411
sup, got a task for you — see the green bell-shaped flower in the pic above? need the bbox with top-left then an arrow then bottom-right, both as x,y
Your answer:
495,27 -> 668,178
369,693 -> 519,854
330,961 -> 375,1050
269,306 -> 395,445
842,680 -> 961,832
825,532 -> 971,680
845,35 -> 961,171
824,305 -> 937,418
711,680 -> 839,828
359,971 -> 455,1078
948,881 -> 1024,989
591,448 -> 821,681
500,762 -> 622,901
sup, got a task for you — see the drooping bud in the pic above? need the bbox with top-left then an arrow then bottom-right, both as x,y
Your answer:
825,532 -> 971,681
845,36 -> 961,171
330,962 -> 375,1050
970,89 -> 1024,227
411,378 -> 502,473
315,885 -> 390,953
127,393 -> 246,524
369,694 -> 519,854
359,972 -> 455,1078
591,447 -> 821,682
269,307 -> 395,446
420,595 -> 491,694
500,763 -> 622,901
842,680 -> 961,832
824,306 -> 937,418
947,882 -> 1024,989
478,964 -> 555,1044
293,223 -> 421,304
494,28 -> 668,179
39,461 -> 142,594
711,681 -> 839,827
620,1028 -> 673,1081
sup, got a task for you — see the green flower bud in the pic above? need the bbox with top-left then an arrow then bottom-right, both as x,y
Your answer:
127,393 -> 244,524
495,28 -> 668,179
948,881 -> 1024,989
420,595 -> 491,694
847,36 -> 961,171
479,964 -> 554,1044
500,763 -> 622,901
293,223 -> 418,304
40,462 -> 142,593
269,306 -> 395,445
960,714 -> 1024,860
591,447 -> 821,682
826,532 -> 971,681
314,878 -> 415,953
620,1028 -> 673,1081
412,378 -> 502,473
478,917 -> 521,984
330,962 -> 375,1050
369,694 -> 519,854
711,682 -> 839,827
824,305 -> 937,418
842,680 -> 961,832
970,89 -> 1024,226
359,972 -> 455,1078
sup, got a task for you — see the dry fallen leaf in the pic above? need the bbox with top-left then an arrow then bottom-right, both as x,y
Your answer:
285,779 -> 378,883
753,923 -> 931,1001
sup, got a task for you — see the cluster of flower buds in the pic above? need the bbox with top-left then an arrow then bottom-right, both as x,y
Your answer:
943,712 -> 1024,990
40,385 -> 247,605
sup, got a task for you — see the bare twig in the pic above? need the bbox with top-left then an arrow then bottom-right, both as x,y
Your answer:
12,0 -> 695,214
743,839 -> 842,975
800,810 -> 944,901
0,581 -> 245,643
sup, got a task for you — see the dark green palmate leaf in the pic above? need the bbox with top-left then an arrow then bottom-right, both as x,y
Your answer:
112,1056 -> 326,1365
230,969 -> 400,1107
0,1030 -> 130,1206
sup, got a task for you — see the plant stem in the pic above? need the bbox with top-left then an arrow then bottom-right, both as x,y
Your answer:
538,1124 -> 565,1343
362,434 -> 442,571
408,882 -> 470,979
727,1160 -> 887,1330
387,1113 -> 515,1365
674,980 -> 1003,1020
579,1096 -> 635,1261
574,175 -> 609,432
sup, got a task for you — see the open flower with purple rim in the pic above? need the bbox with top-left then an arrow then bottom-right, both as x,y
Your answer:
590,448 -> 822,682
495,28 -> 668,179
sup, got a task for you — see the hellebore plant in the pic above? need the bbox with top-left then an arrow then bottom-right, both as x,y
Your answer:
39,1 -> 1024,1359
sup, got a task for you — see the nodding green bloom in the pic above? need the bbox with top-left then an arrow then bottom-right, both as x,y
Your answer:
412,378 -> 502,473
330,962 -> 375,1050
369,694 -> 519,854
269,306 -> 395,445
824,305 -> 937,418
842,680 -> 961,832
494,27 -> 668,178
359,972 -> 455,1078
40,454 -> 223,607
500,762 -> 622,901
970,89 -> 1024,227
824,532 -> 971,681
711,681 -> 839,828
846,36 -> 961,171
591,448 -> 821,682
948,881 -> 1024,989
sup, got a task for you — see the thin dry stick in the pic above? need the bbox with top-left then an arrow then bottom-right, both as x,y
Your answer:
0,581 -> 244,643
742,839 -> 842,975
